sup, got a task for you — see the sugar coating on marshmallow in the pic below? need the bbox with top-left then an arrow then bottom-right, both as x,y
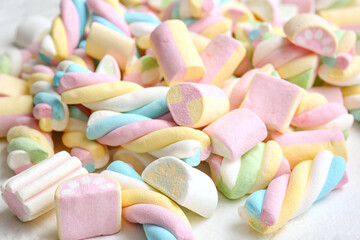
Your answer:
55,174 -> 121,240
142,156 -> 218,218
203,108 -> 267,160
241,72 -> 305,133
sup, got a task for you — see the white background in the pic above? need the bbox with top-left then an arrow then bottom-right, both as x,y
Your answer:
0,1 -> 360,239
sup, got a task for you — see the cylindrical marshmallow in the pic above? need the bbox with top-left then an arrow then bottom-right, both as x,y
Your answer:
150,20 -> 205,86
199,34 -> 246,87
85,23 -> 137,70
167,82 -> 229,128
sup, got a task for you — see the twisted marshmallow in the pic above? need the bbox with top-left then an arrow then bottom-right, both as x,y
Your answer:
291,92 -> 354,132
30,65 -> 70,132
83,86 -> 169,118
39,0 -> 88,63
208,141 -> 290,199
239,150 -> 348,233
62,105 -> 109,172
7,122 -> 54,174
86,0 -> 130,36
102,161 -> 193,240
86,111 -> 211,165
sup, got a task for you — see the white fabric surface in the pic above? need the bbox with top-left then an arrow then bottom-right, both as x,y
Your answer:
1,1 -> 360,239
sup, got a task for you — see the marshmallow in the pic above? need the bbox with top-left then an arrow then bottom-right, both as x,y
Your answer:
124,55 -> 162,87
244,0 -> 283,26
113,147 -> 157,173
0,95 -> 33,137
221,1 -> 254,30
32,86 -> 70,132
62,105 -> 109,172
63,131 -> 109,171
86,111 -> 211,161
125,12 -> 161,50
188,15 -> 232,39
284,14 -> 337,56
0,74 -> 28,97
203,108 -> 267,160
87,0 -> 130,36
28,65 -> 70,132
199,34 -> 245,86
0,47 -> 33,77
271,129 -> 348,168
308,86 -> 344,105
107,159 -> 192,239
39,0 -> 88,63
291,92 -> 354,131
59,72 -> 143,105
102,160 -> 153,190
85,23 -> 136,70
7,125 -> 54,173
318,55 -> 360,86
318,6 -> 360,29
252,36 -> 319,89
342,84 -> 360,121
1,151 -> 87,221
150,20 -> 205,86
240,72 -> 305,132
55,174 -> 121,240
95,54 -> 121,80
83,86 -> 169,118
233,20 -> 273,76
208,141 -> 290,199
222,66 -> 275,110
142,156 -> 218,218
167,82 -> 229,128
240,151 -> 347,233
122,188 -> 193,240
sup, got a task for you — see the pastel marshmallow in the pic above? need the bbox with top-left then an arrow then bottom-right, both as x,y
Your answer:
240,73 -> 305,133
203,108 -> 267,160
167,82 -> 229,128
284,13 -> 337,56
240,151 -> 347,233
271,129 -> 348,168
1,151 -> 88,221
150,20 -> 205,86
0,74 -> 29,97
142,156 -> 218,218
55,174 -> 121,240
85,23 -> 137,70
208,141 -> 290,199
198,34 -> 245,86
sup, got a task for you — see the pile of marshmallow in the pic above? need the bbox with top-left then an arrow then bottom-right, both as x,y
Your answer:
0,0 -> 358,238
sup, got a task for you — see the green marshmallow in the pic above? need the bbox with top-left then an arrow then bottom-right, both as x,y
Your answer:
7,137 -> 49,164
217,143 -> 265,200
288,68 -> 314,89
